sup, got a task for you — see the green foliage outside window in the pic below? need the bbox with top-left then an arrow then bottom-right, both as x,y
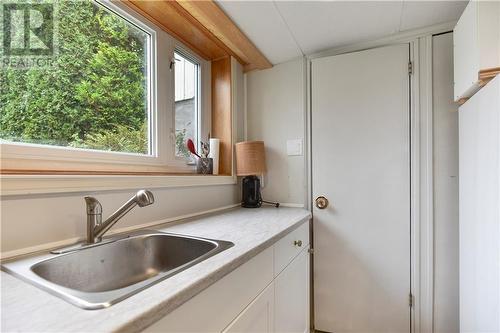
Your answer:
175,128 -> 190,158
0,1 -> 149,154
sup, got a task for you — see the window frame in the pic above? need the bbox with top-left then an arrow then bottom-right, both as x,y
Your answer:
173,46 -> 205,162
0,0 -> 211,174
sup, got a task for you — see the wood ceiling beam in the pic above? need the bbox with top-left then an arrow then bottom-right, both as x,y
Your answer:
122,0 -> 272,72
123,0 -> 227,61
175,0 -> 272,72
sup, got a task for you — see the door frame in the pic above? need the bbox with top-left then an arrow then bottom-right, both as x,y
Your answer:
304,22 -> 455,333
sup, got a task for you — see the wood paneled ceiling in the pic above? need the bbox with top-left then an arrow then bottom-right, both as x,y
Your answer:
123,0 -> 272,72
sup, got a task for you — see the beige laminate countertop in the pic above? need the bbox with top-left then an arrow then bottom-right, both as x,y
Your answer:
1,207 -> 311,333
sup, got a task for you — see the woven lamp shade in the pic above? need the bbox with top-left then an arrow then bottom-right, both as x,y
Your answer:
235,141 -> 267,176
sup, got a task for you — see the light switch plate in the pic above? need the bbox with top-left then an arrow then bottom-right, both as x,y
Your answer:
287,139 -> 303,156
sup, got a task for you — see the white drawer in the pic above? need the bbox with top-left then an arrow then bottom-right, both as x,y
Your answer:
273,221 -> 309,276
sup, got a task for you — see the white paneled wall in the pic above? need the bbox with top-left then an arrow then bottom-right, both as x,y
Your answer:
246,58 -> 307,207
433,33 -> 459,333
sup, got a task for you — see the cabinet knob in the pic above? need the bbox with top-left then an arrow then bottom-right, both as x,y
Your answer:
294,240 -> 303,247
315,196 -> 329,209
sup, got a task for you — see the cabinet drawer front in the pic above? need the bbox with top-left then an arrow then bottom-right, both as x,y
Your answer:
274,221 -> 309,276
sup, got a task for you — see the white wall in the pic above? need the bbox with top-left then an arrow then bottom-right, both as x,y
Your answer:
0,185 -> 239,256
433,32 -> 459,333
232,58 -> 246,143
246,58 -> 306,206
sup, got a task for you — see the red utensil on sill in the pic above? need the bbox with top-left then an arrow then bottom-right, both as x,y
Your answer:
187,139 -> 201,158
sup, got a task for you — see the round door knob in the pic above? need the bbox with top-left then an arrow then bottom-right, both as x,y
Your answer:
294,240 -> 303,247
315,196 -> 329,209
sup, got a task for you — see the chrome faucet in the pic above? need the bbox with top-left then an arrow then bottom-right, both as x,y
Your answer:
85,190 -> 155,244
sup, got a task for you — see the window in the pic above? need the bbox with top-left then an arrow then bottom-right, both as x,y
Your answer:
1,0 -> 151,155
0,0 -> 210,173
174,51 -> 200,158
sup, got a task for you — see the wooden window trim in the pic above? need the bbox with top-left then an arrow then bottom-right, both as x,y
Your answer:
211,56 -> 233,176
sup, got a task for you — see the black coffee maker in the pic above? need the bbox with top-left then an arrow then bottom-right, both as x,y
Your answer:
235,141 -> 279,208
241,175 -> 262,208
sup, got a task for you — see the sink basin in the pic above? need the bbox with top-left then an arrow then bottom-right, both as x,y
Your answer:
2,230 -> 234,309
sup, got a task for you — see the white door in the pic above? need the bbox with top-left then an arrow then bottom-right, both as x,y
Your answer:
311,44 -> 411,333
275,248 -> 310,333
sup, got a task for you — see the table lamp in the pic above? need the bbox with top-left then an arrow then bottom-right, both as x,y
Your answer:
235,141 -> 267,208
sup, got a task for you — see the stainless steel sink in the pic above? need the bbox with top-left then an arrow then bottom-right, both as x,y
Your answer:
1,230 -> 233,309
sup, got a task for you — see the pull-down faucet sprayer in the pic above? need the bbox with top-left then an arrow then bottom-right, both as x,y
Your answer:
84,190 -> 155,244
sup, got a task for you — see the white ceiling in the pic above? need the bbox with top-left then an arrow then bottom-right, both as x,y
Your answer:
217,1 -> 468,65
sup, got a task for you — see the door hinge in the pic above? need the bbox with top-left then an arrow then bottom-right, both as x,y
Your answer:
409,293 -> 414,307
408,61 -> 413,75
308,248 -> 314,254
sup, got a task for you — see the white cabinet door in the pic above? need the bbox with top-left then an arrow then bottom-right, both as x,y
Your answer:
459,75 -> 500,333
223,282 -> 274,333
275,248 -> 310,333
453,0 -> 480,101
454,1 -> 500,101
